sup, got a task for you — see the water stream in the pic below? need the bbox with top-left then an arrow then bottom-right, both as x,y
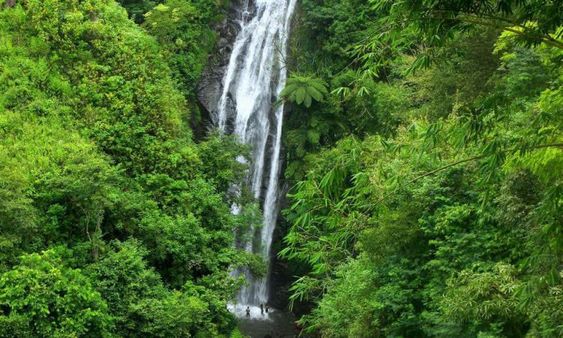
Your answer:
215,0 -> 297,315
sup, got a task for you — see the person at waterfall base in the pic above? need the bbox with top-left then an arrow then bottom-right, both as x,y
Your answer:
265,305 -> 269,313
260,303 -> 264,315
246,306 -> 250,317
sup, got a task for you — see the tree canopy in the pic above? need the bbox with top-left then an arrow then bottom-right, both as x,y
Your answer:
0,1 -> 252,336
280,0 -> 562,336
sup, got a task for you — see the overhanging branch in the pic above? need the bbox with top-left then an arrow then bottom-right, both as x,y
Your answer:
410,143 -> 563,182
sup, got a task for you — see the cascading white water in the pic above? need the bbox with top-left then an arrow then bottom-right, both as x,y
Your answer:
216,0 -> 297,309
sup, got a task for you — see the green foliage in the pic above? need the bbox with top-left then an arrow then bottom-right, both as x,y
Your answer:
140,0 -> 228,129
291,0 -> 377,72
373,0 -> 563,47
143,0 -> 226,97
354,0 -> 563,77
197,132 -> 249,196
281,75 -> 328,108
0,249 -> 113,337
86,240 -> 167,335
117,0 -> 157,23
282,0 -> 407,181
0,113 -> 117,270
282,4 -> 563,336
229,327 -> 247,338
0,0 -> 254,336
128,291 -> 208,337
438,263 -> 527,335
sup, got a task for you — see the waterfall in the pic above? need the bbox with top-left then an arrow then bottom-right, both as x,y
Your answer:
216,0 -> 297,308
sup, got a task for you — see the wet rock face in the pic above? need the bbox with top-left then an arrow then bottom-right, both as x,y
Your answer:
197,0 -> 250,123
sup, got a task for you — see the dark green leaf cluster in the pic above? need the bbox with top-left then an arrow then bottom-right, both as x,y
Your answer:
281,75 -> 329,108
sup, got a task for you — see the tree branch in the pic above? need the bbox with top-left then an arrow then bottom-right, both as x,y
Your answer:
427,11 -> 563,49
411,143 -> 563,183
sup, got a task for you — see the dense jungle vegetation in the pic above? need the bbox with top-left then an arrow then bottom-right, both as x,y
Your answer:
0,0 -> 254,336
0,0 -> 561,337
280,0 -> 562,337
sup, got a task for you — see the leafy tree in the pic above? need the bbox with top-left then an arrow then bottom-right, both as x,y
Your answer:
0,249 -> 113,337
0,113 -> 117,268
372,0 -> 563,48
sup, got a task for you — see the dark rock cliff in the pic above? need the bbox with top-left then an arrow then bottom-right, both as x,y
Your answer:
197,0 -> 253,127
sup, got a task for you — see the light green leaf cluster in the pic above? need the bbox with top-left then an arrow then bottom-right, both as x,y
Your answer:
0,1 -> 256,336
